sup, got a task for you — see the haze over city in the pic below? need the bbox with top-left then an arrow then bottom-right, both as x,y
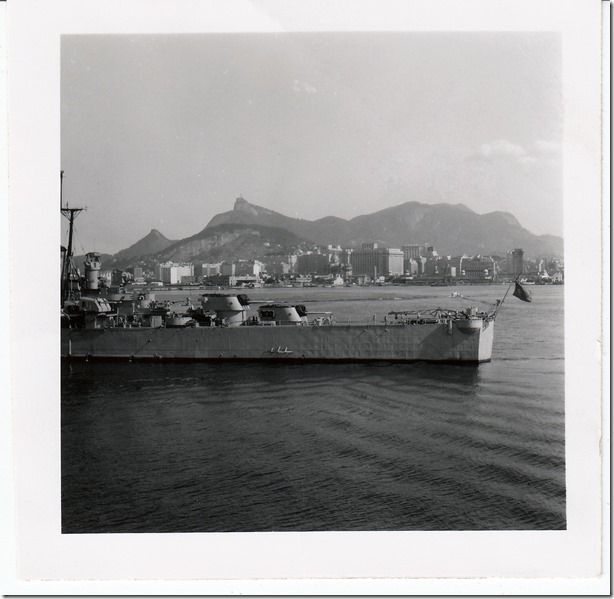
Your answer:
61,32 -> 562,255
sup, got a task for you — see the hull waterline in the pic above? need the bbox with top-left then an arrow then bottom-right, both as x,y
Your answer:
62,319 -> 495,364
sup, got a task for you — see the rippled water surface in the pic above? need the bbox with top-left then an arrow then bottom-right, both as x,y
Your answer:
62,285 -> 565,532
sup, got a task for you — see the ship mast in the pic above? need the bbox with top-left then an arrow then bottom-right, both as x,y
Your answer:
60,171 -> 85,304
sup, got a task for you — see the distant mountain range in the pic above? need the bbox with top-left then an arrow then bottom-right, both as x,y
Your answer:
207,197 -> 563,257
76,197 -> 563,270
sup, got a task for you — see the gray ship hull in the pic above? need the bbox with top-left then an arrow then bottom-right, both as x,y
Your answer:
61,319 -> 495,364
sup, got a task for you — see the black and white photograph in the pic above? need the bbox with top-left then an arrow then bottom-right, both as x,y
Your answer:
59,30 -> 566,534
5,0 -> 607,593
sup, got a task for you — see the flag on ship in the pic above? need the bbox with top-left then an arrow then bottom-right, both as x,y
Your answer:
513,281 -> 532,302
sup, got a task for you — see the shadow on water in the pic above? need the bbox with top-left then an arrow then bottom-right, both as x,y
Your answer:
63,360 -> 481,392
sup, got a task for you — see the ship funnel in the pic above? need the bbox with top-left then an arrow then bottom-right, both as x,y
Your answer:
84,252 -> 101,291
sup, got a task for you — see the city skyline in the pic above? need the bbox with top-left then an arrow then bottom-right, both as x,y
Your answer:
61,32 -> 563,255
89,246 -> 564,286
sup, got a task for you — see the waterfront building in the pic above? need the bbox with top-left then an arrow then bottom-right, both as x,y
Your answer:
296,253 -> 330,275
349,246 -> 388,278
129,266 -> 145,285
423,257 -> 442,276
349,245 -> 404,277
402,245 -> 422,273
235,260 -> 265,277
506,248 -> 525,275
406,258 -> 419,275
402,244 -> 421,260
433,256 -> 465,278
262,256 -> 292,275
176,263 -> 194,283
194,263 -> 222,279
229,274 -> 261,287
157,262 -> 194,285
460,256 -> 496,281
220,262 -> 235,276
387,248 -> 405,275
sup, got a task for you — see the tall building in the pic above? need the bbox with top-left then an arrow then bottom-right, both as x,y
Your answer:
349,247 -> 387,277
402,244 -> 421,273
349,245 -> 404,277
262,255 -> 293,275
194,263 -> 222,279
387,248 -> 404,275
156,262 -> 194,285
506,248 -> 525,275
235,260 -> 265,277
402,245 -> 421,260
296,253 -> 330,275
132,266 -> 143,281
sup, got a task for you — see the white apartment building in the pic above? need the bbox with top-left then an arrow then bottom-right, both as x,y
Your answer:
156,261 -> 194,285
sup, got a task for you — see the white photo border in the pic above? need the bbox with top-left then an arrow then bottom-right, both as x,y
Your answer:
5,0 -> 606,592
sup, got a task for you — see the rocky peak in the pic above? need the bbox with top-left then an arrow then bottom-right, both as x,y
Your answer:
234,196 -> 260,216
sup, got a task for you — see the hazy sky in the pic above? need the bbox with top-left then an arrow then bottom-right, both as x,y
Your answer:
61,33 -> 562,254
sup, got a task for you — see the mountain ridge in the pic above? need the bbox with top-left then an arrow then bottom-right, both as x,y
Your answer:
206,197 -> 562,257
89,197 -> 562,269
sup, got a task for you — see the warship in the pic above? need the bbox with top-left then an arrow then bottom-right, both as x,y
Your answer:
60,180 -> 518,365
61,288 -> 498,364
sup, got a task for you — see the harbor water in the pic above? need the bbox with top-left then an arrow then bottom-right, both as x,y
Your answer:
61,284 -> 565,532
